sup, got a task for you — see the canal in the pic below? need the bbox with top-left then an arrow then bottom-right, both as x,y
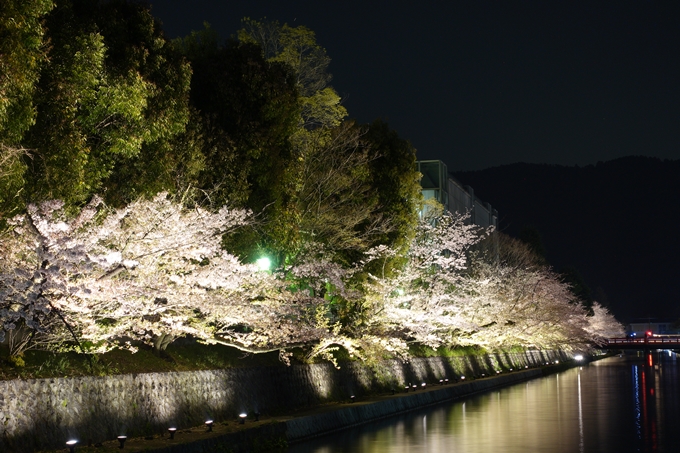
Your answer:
288,352 -> 680,453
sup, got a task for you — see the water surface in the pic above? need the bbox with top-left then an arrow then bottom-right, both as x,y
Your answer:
289,352 -> 680,453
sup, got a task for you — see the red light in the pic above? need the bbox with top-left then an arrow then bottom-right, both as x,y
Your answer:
646,331 -> 653,337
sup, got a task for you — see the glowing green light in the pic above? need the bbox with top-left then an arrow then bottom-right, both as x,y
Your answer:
256,257 -> 271,271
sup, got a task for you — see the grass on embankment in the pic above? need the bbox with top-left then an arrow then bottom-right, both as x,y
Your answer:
0,341 -> 495,381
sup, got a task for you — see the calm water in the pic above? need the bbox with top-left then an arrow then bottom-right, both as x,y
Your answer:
289,352 -> 680,453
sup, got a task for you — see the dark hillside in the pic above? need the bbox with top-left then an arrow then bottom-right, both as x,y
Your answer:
455,156 -> 680,322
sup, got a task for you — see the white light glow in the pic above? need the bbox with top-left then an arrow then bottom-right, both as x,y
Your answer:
255,257 -> 271,271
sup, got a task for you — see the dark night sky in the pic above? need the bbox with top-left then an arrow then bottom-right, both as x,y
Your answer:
148,0 -> 680,171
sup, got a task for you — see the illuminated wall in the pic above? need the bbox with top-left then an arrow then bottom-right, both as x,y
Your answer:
0,351 -> 566,452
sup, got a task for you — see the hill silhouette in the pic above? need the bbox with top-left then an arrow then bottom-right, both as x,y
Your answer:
455,156 -> 680,323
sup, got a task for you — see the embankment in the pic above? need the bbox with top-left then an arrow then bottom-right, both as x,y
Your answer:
1,349 -> 568,452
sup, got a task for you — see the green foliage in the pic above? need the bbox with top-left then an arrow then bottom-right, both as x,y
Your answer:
22,0 -> 191,208
0,0 -> 54,216
177,33 -> 299,211
364,120 -> 423,254
0,0 -> 53,143
7,354 -> 25,368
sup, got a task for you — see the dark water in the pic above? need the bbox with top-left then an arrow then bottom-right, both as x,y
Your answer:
288,352 -> 680,453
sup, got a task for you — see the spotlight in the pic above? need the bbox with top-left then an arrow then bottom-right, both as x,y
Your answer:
117,436 -> 127,449
205,420 -> 214,432
239,413 -> 247,424
168,428 -> 177,440
350,395 -> 355,403
66,440 -> 78,453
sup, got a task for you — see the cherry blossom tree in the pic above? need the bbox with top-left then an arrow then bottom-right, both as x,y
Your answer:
584,302 -> 625,343
357,209 -> 487,354
0,194 -> 353,361
1,194 -> 623,366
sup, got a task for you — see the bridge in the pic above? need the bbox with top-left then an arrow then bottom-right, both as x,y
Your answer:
604,336 -> 680,350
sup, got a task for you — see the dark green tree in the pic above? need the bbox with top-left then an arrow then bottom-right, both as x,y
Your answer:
0,0 -> 54,217
22,0 -> 191,208
174,26 -> 300,262
363,120 -> 422,254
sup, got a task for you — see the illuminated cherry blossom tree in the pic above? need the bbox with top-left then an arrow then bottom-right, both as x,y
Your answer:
1,195 -> 623,365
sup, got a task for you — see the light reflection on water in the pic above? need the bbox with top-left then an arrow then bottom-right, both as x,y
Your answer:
289,352 -> 680,453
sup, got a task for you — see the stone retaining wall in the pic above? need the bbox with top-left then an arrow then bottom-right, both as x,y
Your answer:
0,349 -> 566,452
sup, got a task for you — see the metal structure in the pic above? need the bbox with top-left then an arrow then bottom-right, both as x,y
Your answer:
604,336 -> 680,350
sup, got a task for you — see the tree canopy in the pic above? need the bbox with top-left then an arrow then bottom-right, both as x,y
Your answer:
0,9 -> 622,367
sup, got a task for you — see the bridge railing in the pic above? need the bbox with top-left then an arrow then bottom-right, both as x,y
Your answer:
606,337 -> 680,346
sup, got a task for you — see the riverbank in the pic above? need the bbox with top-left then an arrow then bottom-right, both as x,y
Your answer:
36,362 -> 583,453
8,350 -> 576,452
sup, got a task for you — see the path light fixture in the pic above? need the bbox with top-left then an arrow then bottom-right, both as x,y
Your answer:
460,376 -> 465,380
205,420 -> 214,432
439,379 -> 444,386
254,411 -> 260,422
66,440 -> 78,453
555,360 -> 559,364
404,385 -> 409,393
350,395 -> 355,403
445,378 -> 449,384
574,354 -> 584,361
421,383 -> 426,388
239,413 -> 247,424
412,384 -> 417,391
117,436 -> 127,449
168,428 -> 177,440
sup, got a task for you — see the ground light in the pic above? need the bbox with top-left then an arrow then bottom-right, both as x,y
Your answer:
66,440 -> 78,453
117,436 -> 127,449
574,354 -> 584,361
205,420 -> 213,432
239,413 -> 247,424
254,411 -> 261,422
168,428 -> 177,439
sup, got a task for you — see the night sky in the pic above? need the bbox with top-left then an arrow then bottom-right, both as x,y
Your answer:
149,0 -> 680,171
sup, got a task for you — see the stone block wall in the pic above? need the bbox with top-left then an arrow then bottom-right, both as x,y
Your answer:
0,349 -> 566,452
